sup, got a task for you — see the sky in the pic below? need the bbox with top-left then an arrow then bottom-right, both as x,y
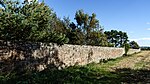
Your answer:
23,0 -> 150,46
39,0 -> 150,46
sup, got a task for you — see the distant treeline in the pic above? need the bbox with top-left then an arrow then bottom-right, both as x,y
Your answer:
0,0 -> 139,49
140,47 -> 150,50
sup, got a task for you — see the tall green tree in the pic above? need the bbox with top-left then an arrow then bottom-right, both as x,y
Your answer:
104,30 -> 128,47
129,41 -> 140,49
75,9 -> 106,45
0,0 -> 68,44
66,22 -> 84,45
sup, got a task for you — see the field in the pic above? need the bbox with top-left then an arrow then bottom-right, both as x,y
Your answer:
0,51 -> 150,84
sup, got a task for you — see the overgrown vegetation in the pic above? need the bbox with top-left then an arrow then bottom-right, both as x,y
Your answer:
124,43 -> 130,56
0,0 -> 140,48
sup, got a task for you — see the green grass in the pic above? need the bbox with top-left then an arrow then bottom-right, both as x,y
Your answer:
0,65 -> 121,84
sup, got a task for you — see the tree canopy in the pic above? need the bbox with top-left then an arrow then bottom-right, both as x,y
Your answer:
0,0 -> 69,44
129,41 -> 140,49
74,10 -> 107,46
104,30 -> 128,47
0,0 -> 139,47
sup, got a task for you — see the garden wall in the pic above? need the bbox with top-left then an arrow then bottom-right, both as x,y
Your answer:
0,41 -> 140,72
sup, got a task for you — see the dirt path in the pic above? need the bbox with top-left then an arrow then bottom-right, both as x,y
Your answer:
111,51 -> 150,70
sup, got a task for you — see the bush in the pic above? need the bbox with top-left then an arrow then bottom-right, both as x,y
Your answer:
124,43 -> 130,56
129,41 -> 140,49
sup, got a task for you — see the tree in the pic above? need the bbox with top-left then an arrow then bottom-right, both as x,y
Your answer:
104,30 -> 128,47
87,30 -> 108,46
74,9 -> 106,45
0,0 -> 68,44
129,41 -> 140,49
66,22 -> 84,45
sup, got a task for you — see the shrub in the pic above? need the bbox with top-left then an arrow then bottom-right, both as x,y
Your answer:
124,43 -> 130,56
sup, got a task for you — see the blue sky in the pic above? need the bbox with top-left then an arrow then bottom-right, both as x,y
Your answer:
39,0 -> 150,46
30,0 -> 150,46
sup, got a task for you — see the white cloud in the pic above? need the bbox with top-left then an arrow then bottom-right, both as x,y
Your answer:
129,39 -> 138,41
146,22 -> 150,24
140,44 -> 150,47
130,38 -> 150,41
130,38 -> 150,46
129,31 -> 134,34
140,38 -> 150,41
147,28 -> 150,30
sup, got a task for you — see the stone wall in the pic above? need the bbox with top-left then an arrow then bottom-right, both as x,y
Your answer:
0,41 -> 140,72
127,48 -> 141,55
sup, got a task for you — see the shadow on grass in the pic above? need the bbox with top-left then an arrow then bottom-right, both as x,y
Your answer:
0,65 -> 149,84
115,68 -> 150,84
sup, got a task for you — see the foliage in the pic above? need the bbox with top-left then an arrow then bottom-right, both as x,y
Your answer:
104,30 -> 128,47
141,46 -> 150,50
0,1 -> 136,46
87,31 -> 108,46
75,10 -> 100,33
67,23 -> 84,45
129,41 -> 140,49
124,43 -> 130,56
108,43 -> 115,47
73,10 -> 108,46
0,0 -> 68,44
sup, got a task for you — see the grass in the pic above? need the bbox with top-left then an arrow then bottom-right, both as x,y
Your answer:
0,65 -> 121,84
0,51 -> 150,84
134,51 -> 150,69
